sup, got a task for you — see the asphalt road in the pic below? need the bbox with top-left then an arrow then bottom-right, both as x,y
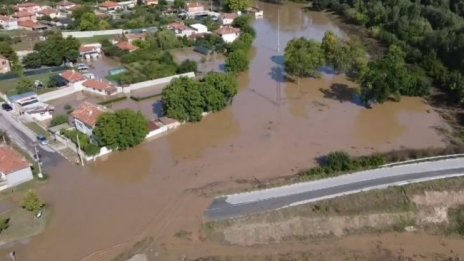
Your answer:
205,158 -> 464,221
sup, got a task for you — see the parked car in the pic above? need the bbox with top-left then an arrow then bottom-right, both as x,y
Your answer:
1,103 -> 12,111
77,63 -> 89,72
36,135 -> 48,145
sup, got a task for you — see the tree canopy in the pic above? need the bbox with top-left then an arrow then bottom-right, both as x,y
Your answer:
93,110 -> 149,150
225,0 -> 250,12
21,191 -> 44,214
225,50 -> 249,73
16,77 -> 34,94
162,73 -> 238,122
284,37 -> 325,80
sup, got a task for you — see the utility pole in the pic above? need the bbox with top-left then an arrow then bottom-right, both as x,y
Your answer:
33,142 -> 43,179
76,134 -> 84,166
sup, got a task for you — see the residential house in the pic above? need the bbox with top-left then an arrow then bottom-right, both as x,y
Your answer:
186,2 -> 205,15
144,0 -> 158,6
56,0 -> 77,11
0,16 -> 18,30
117,0 -> 137,9
0,56 -> 11,74
190,23 -> 208,34
219,13 -> 237,25
215,26 -> 240,43
116,41 -> 138,52
247,7 -> 263,18
82,79 -> 117,96
60,70 -> 86,87
0,146 -> 33,188
15,2 -> 41,14
99,1 -> 122,12
167,22 -> 195,37
18,20 -> 47,31
71,101 -> 108,136
14,11 -> 36,22
79,44 -> 101,59
38,8 -> 60,19
7,92 -> 54,121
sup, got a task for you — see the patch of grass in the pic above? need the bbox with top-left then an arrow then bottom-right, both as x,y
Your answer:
447,204 -> 464,236
174,229 -> 192,240
24,122 -> 49,138
0,207 -> 51,243
0,73 -> 56,96
78,35 -> 117,45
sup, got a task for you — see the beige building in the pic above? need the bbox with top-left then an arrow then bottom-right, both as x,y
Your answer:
0,55 -> 11,74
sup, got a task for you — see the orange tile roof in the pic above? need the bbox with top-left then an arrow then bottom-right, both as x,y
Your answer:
0,146 -> 31,175
82,79 -> 116,92
215,26 -> 240,35
0,15 -> 15,22
99,1 -> 119,8
116,41 -> 137,52
15,11 -> 35,18
187,2 -> 204,8
79,45 -> 98,53
61,70 -> 86,83
18,20 -> 44,29
39,8 -> 58,16
220,13 -> 238,20
71,101 -> 107,128
167,22 -> 189,31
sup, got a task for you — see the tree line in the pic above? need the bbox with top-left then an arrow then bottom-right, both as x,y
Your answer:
307,0 -> 464,105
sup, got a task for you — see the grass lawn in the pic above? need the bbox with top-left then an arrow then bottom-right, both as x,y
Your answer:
78,35 -> 117,44
25,122 -> 50,138
0,73 -> 57,96
0,207 -> 51,244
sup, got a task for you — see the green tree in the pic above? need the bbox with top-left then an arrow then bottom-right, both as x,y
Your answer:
225,0 -> 250,12
21,191 -> 44,214
284,38 -> 325,82
162,77 -> 204,122
93,113 -> 120,150
16,77 -> 34,94
50,115 -> 68,127
177,59 -> 198,73
147,29 -> 180,50
203,72 -> 238,101
22,52 -> 42,69
225,50 -> 249,72
230,33 -> 253,52
33,33 -> 80,66
0,218 -> 9,233
79,12 -> 99,31
173,0 -> 186,10
0,41 -> 18,64
115,110 -> 149,150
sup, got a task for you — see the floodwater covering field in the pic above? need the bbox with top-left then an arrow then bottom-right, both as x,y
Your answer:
2,2 -> 453,260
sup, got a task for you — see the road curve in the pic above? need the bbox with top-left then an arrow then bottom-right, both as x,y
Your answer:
204,158 -> 464,221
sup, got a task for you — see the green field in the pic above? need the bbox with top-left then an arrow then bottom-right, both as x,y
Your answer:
24,122 -> 50,138
78,35 -> 117,44
0,73 -> 57,96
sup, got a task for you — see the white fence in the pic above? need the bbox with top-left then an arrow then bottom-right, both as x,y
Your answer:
121,72 -> 195,94
38,86 -> 78,102
62,29 -> 123,39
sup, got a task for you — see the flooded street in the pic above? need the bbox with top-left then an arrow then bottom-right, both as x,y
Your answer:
7,2 -> 450,261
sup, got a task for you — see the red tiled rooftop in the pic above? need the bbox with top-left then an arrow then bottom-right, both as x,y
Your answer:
187,2 -> 204,8
116,41 -> 137,52
215,26 -> 240,35
14,11 -> 35,18
79,45 -> 98,53
0,146 -> 30,175
61,70 -> 85,83
39,8 -> 58,16
220,13 -> 237,20
82,79 -> 116,92
99,1 -> 119,8
71,101 -> 108,128
167,22 -> 189,31
18,20 -> 44,29
0,15 -> 15,22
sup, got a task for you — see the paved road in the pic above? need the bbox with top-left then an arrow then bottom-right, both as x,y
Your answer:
0,112 -> 57,166
205,158 -> 464,221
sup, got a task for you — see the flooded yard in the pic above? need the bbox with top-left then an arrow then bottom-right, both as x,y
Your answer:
5,2 -> 452,261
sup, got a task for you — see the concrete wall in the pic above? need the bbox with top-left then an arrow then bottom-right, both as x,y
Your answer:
62,29 -> 123,38
122,72 -> 195,93
6,167 -> 33,186
38,86 -> 79,102
74,119 -> 94,137
146,125 -> 168,139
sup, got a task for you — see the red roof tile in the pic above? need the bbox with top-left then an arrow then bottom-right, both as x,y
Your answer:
219,13 -> 238,20
14,11 -> 35,18
82,79 -> 116,92
71,101 -> 107,127
39,8 -> 58,16
61,70 -> 85,83
99,1 -> 119,8
18,20 -> 44,29
79,45 -> 99,53
215,26 -> 240,35
0,146 -> 30,175
116,41 -> 137,52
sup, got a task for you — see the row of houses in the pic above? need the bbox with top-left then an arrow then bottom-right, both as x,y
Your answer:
166,21 -> 241,43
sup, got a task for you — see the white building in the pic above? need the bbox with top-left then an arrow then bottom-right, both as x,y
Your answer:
218,13 -> 237,25
71,101 -> 108,136
190,23 -> 208,34
0,16 -> 18,30
8,92 -> 54,121
167,22 -> 195,37
0,146 -> 33,189
215,26 -> 240,43
79,44 -> 102,60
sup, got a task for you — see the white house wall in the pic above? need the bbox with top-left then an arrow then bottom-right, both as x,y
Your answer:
6,167 -> 33,186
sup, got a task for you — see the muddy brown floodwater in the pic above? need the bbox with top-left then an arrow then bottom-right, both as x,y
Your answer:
6,2 -> 452,261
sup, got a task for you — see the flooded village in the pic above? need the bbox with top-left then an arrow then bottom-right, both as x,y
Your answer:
0,1 -> 462,261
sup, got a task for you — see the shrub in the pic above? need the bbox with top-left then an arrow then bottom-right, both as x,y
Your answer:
21,190 -> 44,214
50,114 -> 68,127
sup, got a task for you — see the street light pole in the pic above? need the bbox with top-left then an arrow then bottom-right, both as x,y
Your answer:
33,142 -> 43,179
